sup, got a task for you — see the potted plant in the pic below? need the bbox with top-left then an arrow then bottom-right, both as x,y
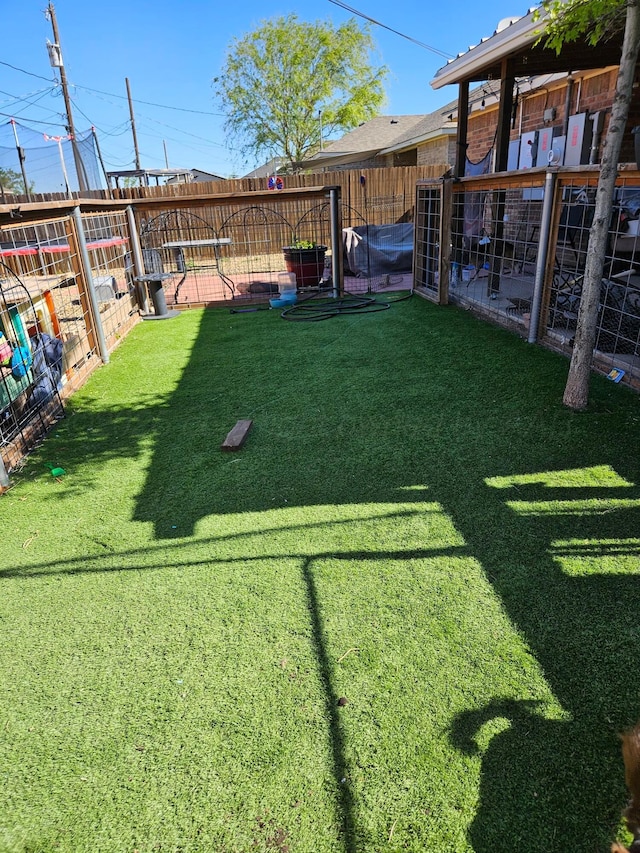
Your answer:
282,239 -> 327,288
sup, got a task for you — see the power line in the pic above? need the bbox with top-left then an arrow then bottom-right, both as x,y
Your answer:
0,58 -> 225,118
5,88 -> 58,119
0,112 -> 64,128
0,59 -> 55,83
73,83 -> 226,117
0,86 -> 55,108
326,0 -> 453,59
134,111 -> 230,149
68,95 -> 131,138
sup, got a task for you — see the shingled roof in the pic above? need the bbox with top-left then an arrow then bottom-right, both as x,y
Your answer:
304,115 -> 429,168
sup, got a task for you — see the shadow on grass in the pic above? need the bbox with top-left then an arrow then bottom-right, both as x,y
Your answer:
302,556 -> 358,852
439,473 -> 640,851
17,303 -> 640,849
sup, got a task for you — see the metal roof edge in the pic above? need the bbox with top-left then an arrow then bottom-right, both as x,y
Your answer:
431,7 -> 546,89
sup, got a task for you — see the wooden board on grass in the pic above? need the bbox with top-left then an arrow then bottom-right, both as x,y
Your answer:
221,419 -> 253,451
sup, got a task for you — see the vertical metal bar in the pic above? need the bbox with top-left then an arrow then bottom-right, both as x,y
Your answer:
413,184 -> 424,290
489,190 -> 506,297
72,207 -> 109,364
528,170 -> 557,344
329,186 -> 343,298
125,204 -> 149,312
454,82 -> 469,179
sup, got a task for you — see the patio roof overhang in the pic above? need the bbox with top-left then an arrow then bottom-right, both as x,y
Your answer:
431,8 -> 623,88
430,7 -> 624,176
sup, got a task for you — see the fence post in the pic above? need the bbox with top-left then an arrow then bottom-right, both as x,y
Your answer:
439,179 -> 453,304
328,186 -> 343,298
71,207 -> 110,364
125,204 -> 149,313
528,170 -> 557,344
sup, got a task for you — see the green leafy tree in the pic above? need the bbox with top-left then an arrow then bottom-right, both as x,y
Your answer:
536,0 -> 640,409
0,167 -> 27,194
214,15 -> 388,171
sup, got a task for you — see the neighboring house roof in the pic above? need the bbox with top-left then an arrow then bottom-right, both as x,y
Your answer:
378,102 -> 461,156
190,169 -> 226,181
166,169 -> 226,184
243,157 -> 287,179
302,115 -> 431,169
304,97 -> 497,165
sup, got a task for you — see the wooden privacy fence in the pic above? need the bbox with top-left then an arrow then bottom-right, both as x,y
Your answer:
117,166 -> 449,227
1,165 -> 451,228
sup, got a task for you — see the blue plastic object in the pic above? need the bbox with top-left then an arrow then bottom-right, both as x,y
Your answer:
270,293 -> 298,308
10,345 -> 33,378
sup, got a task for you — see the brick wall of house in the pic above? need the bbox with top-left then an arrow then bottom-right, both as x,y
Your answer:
466,111 -> 498,164
464,68 -> 640,167
416,137 -> 456,166
393,150 -> 418,166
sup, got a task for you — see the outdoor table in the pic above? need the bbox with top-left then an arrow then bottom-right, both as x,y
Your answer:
135,272 -> 178,319
161,238 -> 235,299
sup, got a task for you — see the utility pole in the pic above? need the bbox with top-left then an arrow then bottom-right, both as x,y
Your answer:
45,2 -> 88,193
125,78 -> 143,183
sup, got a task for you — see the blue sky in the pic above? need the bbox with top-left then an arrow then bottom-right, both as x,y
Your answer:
1,0 -> 526,181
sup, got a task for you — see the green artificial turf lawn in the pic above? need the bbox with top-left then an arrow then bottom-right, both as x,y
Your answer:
1,296 -> 640,853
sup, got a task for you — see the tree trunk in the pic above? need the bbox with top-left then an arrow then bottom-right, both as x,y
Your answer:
562,0 -> 640,410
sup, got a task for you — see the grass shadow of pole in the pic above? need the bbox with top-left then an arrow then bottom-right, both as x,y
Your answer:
301,556 -> 358,852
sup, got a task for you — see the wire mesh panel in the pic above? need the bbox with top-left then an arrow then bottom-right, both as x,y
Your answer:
0,210 -> 141,470
135,189 -> 414,307
0,267 -> 64,472
544,176 -> 640,380
449,177 -> 545,330
140,209 -> 237,305
414,182 -> 442,299
220,200 -> 334,297
219,205 -> 302,299
80,211 -> 138,348
340,194 -> 414,295
138,197 -> 330,305
0,216 -> 100,381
